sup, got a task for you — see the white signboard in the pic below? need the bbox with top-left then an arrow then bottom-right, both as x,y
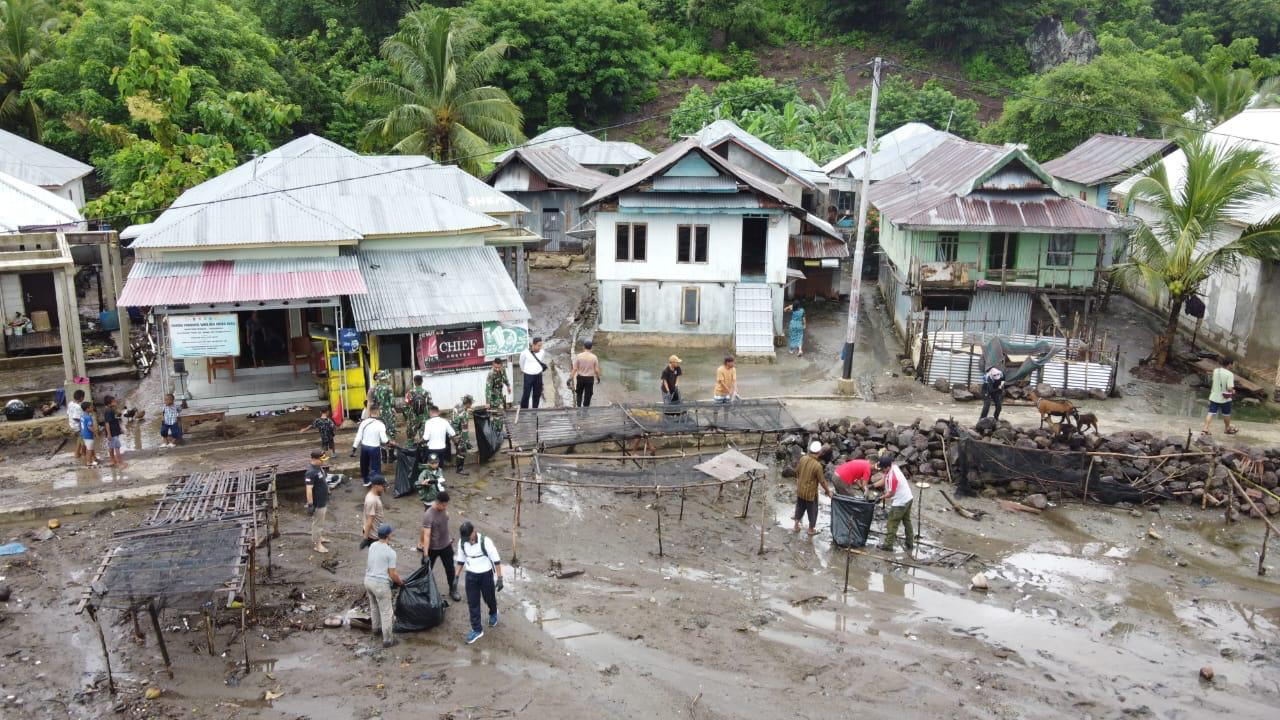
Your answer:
169,314 -> 240,358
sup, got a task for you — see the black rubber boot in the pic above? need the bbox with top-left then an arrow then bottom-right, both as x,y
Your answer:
449,580 -> 461,602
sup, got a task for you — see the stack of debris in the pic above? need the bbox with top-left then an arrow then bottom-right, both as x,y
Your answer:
775,417 -> 1280,516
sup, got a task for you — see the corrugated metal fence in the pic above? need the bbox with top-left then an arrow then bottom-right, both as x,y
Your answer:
918,330 -> 1117,395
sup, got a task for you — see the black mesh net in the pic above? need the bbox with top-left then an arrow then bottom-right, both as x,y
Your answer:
506,400 -> 801,449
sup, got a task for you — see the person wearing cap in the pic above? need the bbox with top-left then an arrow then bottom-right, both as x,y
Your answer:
455,521 -> 503,644
360,474 -> 388,550
304,450 -> 331,553
833,457 -> 872,494
420,490 -> 461,601
416,453 -> 446,508
661,355 -> 682,404
364,523 -> 404,648
422,404 -> 456,465
870,455 -> 915,552
352,406 -> 390,486
518,337 -> 548,409
714,356 -> 738,404
793,441 -> 833,535
570,339 -> 602,408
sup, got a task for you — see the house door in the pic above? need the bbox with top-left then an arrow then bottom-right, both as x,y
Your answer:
541,209 -> 564,251
19,272 -> 58,327
742,217 -> 768,278
987,232 -> 1017,274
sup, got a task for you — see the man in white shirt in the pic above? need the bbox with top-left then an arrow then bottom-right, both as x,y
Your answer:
352,406 -> 390,486
518,337 -> 548,409
422,405 -> 456,464
870,454 -> 915,552
454,520 -> 504,644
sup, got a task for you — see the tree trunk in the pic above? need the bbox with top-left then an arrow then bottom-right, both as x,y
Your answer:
1151,299 -> 1183,368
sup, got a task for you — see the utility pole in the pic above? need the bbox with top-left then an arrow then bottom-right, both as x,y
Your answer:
841,56 -> 881,386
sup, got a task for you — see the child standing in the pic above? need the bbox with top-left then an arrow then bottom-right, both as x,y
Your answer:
160,393 -> 183,448
299,407 -> 338,454
102,395 -> 126,468
80,401 -> 99,467
67,389 -> 86,461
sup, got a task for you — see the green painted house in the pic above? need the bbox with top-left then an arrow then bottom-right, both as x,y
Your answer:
868,137 -> 1128,337
1042,134 -> 1172,211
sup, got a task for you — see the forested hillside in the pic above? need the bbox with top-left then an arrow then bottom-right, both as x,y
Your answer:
2,0 -> 1276,225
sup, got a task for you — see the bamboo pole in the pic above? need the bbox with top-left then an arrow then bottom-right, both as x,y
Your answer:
147,602 -> 174,679
512,480 -> 522,565
1260,524 -> 1271,577
87,607 -> 116,695
739,470 -> 755,519
655,488 -> 664,557
758,477 -> 767,556
204,610 -> 216,656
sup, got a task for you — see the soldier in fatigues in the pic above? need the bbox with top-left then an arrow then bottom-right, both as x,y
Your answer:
404,374 -> 431,447
371,370 -> 399,442
452,395 -> 474,475
485,359 -> 511,432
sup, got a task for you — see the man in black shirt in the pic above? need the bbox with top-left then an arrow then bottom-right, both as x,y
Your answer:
304,450 -> 330,553
661,355 -> 682,404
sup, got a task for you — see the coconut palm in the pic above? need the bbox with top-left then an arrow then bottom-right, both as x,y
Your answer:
346,7 -> 523,174
1116,137 -> 1280,367
1176,66 -> 1280,128
0,0 -> 57,140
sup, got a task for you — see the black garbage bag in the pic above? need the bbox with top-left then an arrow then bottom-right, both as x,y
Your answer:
393,564 -> 447,632
831,495 -> 876,548
393,445 -> 420,498
473,408 -> 502,463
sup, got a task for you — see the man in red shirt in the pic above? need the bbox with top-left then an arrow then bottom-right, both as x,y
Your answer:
834,458 -> 872,493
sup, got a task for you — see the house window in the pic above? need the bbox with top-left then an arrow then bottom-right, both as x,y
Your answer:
677,225 -> 709,263
837,191 -> 856,213
680,287 -> 700,325
935,232 -> 958,262
1046,234 -> 1075,266
621,285 -> 639,323
988,232 -> 1017,270
615,223 -> 647,262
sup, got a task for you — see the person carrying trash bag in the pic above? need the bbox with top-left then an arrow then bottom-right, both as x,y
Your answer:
364,524 -> 404,648
870,454 -> 915,552
454,521 -> 504,644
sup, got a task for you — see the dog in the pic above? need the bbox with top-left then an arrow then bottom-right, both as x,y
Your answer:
1029,392 -> 1076,429
1076,412 -> 1099,434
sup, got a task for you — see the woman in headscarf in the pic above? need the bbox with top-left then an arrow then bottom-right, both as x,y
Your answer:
785,304 -> 807,356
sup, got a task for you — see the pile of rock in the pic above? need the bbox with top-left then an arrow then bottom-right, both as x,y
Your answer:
774,417 -> 1280,517
932,378 -> 1109,402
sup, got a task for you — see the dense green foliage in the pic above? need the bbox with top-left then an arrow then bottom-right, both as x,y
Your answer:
0,0 -> 1276,225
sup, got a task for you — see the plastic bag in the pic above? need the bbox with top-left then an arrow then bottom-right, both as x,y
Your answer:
393,563 -> 447,632
830,495 -> 875,548
393,446 -> 420,498
473,408 -> 502,463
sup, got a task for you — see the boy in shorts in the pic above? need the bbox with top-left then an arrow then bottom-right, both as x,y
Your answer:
160,393 -> 183,448
80,401 -> 100,467
102,395 -> 126,468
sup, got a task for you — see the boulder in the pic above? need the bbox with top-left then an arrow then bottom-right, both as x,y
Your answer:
1034,383 -> 1054,398
933,378 -> 952,394
1088,389 -> 1108,401
1024,493 -> 1049,510
951,388 -> 976,402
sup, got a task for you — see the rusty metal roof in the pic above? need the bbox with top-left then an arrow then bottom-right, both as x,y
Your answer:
789,234 -> 849,259
1041,134 -> 1173,186
490,146 -> 611,192
117,256 -> 367,307
869,137 -> 1125,232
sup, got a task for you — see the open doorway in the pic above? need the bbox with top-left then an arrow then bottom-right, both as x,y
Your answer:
241,309 -> 290,368
18,272 -> 57,327
741,217 -> 768,278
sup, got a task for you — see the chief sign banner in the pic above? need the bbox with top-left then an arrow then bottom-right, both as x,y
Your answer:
169,314 -> 240,358
418,327 -> 486,371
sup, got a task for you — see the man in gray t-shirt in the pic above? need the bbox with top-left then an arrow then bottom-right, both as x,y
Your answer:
419,491 -> 460,601
364,524 -> 403,647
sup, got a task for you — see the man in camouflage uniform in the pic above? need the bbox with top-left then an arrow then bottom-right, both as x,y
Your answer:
404,374 -> 431,447
452,395 -> 474,475
371,370 -> 399,442
485,359 -> 511,432
415,453 -> 445,508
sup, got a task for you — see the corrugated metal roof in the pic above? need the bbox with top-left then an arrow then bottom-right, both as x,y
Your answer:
869,137 -> 1125,232
364,156 -> 530,215
1041,134 -> 1172,186
789,235 -> 849,258
1115,109 -> 1280,226
584,138 -> 793,209
493,127 -> 653,167
350,247 -> 530,332
117,256 -> 367,307
491,146 -> 611,192
0,170 -> 84,233
617,192 -> 764,209
0,129 -> 93,187
650,175 -> 739,192
693,120 -> 826,186
132,135 -> 503,249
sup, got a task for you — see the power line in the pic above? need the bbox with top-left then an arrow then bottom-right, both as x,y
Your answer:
67,59 -> 877,229
884,60 -> 1280,150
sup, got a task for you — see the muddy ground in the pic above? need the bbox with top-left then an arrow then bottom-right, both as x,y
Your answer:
2,435 -> 1277,720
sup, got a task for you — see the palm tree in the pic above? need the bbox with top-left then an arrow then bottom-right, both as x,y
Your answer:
1116,137 -> 1280,367
1176,66 -> 1280,128
346,7 -> 523,174
0,0 -> 57,140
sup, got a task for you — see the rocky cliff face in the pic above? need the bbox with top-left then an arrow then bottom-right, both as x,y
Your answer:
1026,15 -> 1100,73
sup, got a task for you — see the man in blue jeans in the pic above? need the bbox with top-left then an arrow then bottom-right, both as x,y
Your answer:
352,406 -> 390,486
454,521 -> 504,644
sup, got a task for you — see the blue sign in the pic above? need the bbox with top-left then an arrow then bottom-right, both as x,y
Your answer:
338,328 -> 360,352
